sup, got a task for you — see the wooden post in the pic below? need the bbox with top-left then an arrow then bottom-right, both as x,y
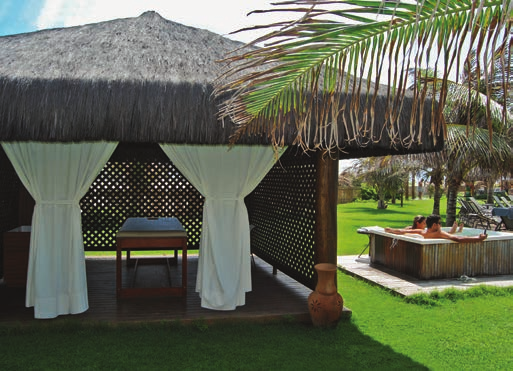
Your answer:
314,152 -> 338,265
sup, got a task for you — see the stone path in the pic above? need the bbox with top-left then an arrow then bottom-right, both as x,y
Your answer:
337,255 -> 513,296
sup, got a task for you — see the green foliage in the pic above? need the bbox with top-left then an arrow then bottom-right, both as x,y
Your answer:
359,183 -> 377,200
473,193 -> 487,200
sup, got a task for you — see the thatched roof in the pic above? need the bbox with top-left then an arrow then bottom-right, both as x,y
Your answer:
0,11 -> 443,156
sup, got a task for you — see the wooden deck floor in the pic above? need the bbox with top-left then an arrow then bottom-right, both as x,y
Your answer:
0,255 -> 321,324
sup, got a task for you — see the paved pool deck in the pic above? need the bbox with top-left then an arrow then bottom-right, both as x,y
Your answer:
337,255 -> 513,296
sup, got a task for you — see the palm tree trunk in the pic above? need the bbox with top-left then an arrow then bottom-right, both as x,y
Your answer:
411,173 -> 416,200
377,189 -> 387,209
433,183 -> 442,216
487,178 -> 495,204
430,170 -> 444,216
446,177 -> 462,227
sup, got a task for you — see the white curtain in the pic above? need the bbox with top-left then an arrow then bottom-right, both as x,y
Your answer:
160,144 -> 284,310
2,142 -> 117,319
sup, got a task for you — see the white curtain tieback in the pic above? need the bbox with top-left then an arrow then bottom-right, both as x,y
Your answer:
209,197 -> 242,201
39,200 -> 76,205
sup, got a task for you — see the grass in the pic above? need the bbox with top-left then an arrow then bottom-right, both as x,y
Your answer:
2,196 -> 513,370
342,275 -> 513,370
0,319 -> 428,370
2,281 -> 512,370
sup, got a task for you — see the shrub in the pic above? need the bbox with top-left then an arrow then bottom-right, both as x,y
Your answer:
427,183 -> 435,198
360,183 -> 377,200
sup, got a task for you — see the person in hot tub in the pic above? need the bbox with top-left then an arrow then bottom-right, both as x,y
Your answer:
385,214 -> 487,242
405,215 -> 462,233
406,215 -> 427,230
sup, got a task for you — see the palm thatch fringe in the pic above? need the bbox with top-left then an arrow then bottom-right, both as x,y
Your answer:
0,11 -> 443,156
0,77 -> 240,144
0,75 -> 441,153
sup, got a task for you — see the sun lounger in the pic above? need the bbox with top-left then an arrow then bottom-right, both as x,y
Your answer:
493,195 -> 507,208
492,207 -> 513,231
462,199 -> 500,229
501,196 -> 513,207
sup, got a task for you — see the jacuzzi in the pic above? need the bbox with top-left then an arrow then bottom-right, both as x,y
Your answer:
360,226 -> 513,279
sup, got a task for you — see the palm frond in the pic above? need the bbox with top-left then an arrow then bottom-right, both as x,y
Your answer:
446,124 -> 513,168
215,0 -> 512,153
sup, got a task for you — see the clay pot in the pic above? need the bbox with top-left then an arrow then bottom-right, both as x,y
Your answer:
308,263 -> 343,327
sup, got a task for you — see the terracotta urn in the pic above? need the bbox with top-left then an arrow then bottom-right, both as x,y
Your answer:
308,263 -> 343,327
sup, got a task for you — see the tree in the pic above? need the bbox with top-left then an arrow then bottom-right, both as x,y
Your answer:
354,156 -> 410,209
445,126 -> 512,225
411,42 -> 513,225
215,1 -> 512,154
338,168 -> 358,187
407,151 -> 447,215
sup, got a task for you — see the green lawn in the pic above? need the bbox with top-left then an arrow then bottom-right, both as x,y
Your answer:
2,196 -> 512,370
341,275 -> 513,370
2,281 -> 511,370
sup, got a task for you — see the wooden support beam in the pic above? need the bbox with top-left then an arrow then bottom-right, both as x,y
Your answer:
314,152 -> 338,265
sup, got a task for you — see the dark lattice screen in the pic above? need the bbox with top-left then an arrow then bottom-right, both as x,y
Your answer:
2,142 -> 318,288
80,143 -> 204,251
0,147 -> 23,277
246,147 -> 317,289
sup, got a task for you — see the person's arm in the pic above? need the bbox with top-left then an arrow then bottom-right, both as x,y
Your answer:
384,227 -> 424,235
438,230 -> 487,242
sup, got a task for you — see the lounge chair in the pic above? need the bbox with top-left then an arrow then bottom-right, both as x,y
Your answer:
492,207 -> 513,231
469,197 -> 494,216
500,196 -> 513,207
493,195 -> 507,208
457,199 -> 480,227
462,199 -> 500,230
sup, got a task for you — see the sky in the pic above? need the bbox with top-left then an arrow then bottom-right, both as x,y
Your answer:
0,0 -> 291,43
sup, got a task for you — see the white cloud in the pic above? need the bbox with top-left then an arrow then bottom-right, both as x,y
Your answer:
36,0 -> 291,43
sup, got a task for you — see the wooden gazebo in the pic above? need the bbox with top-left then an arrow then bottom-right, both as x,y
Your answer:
0,11 -> 442,319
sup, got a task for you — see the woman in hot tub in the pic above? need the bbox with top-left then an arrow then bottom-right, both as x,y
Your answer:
385,214 -> 487,243
405,215 -> 427,230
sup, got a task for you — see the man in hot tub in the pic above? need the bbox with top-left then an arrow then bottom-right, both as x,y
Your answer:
385,214 -> 487,242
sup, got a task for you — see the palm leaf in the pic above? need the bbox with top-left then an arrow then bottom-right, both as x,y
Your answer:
215,0 -> 512,152
413,74 -> 513,131
446,124 -> 512,168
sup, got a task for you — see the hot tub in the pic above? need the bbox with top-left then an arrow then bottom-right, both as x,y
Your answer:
361,226 -> 513,279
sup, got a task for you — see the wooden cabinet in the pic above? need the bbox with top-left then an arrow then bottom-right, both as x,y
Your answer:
3,226 -> 31,287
